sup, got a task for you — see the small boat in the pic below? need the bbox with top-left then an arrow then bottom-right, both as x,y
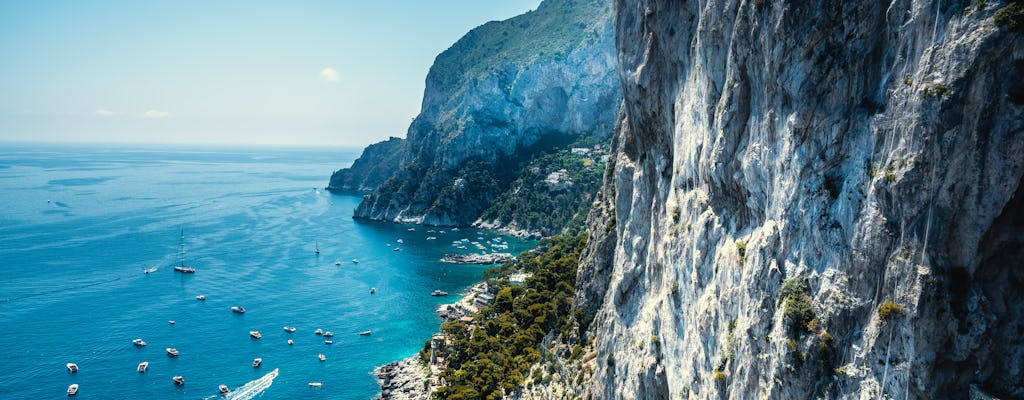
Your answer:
195,294 -> 205,301
352,259 -> 359,264
250,331 -> 262,339
393,247 -> 401,251
431,290 -> 449,297
309,382 -> 323,388
314,328 -> 323,335
334,261 -> 341,266
169,320 -> 175,325
219,384 -> 230,394
172,375 -> 185,386
317,353 -> 326,361
407,227 -> 415,232
315,240 -> 320,255
370,287 -> 376,294
67,383 -> 78,396
283,326 -> 297,333
66,363 -> 78,373
322,331 -> 333,337
396,239 -> 404,244
231,306 -> 246,314
252,358 -> 262,368
426,236 -> 437,240
133,338 -> 147,347
137,361 -> 148,373
358,330 -> 372,336
287,339 -> 294,345
324,340 -> 333,345
166,348 -> 179,357
144,267 -> 157,274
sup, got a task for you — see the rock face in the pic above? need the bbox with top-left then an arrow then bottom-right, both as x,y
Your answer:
326,136 -> 403,193
354,0 -> 621,227
575,1 -> 1024,399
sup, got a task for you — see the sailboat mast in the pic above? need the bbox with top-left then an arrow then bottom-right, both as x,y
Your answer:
179,229 -> 186,267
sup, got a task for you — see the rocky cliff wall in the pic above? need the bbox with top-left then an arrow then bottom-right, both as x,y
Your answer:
326,136 -> 404,193
575,0 -> 1024,399
354,0 -> 621,227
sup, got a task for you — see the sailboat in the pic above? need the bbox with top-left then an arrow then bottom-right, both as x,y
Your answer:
173,229 -> 196,273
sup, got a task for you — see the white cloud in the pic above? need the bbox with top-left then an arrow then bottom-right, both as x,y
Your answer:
143,109 -> 170,118
95,109 -> 118,116
320,67 -> 340,82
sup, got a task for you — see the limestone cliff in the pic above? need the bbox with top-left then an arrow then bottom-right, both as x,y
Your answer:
326,136 -> 404,193
354,0 -> 621,227
567,0 -> 1024,399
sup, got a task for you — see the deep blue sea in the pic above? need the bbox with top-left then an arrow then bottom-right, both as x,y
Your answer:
0,143 -> 534,399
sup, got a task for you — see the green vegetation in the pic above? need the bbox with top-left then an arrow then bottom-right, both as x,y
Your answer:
779,276 -> 816,337
995,0 -> 1024,32
428,0 -> 610,93
878,300 -> 904,322
478,138 -> 608,236
920,83 -> 953,99
735,240 -> 747,264
433,234 -> 588,400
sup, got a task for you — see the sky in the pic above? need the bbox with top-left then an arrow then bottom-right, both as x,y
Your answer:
0,1 -> 542,147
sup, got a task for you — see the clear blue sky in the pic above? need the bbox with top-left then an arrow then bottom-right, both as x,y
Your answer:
0,1 -> 541,147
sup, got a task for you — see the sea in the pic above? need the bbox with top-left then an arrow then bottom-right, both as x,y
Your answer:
0,143 -> 535,399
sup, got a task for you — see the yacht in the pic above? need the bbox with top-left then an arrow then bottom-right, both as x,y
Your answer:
166,348 -> 179,357
317,353 -> 326,362
66,363 -> 78,373
322,331 -> 333,337
172,375 -> 185,386
173,230 -> 196,273
137,361 -> 148,373
358,330 -> 372,336
219,384 -> 230,394
283,326 -> 297,333
249,330 -> 262,339
309,382 -> 323,388
67,383 -> 78,396
195,294 -> 206,301
231,306 -> 246,314
314,328 -> 323,335
133,338 -> 147,347
252,358 -> 262,368
431,290 -> 449,297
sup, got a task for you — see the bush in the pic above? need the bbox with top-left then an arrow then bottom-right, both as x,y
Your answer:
878,301 -> 904,322
995,1 -> 1024,33
780,276 -> 816,337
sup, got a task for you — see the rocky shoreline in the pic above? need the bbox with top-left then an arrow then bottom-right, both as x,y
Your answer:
440,252 -> 514,264
378,283 -> 489,399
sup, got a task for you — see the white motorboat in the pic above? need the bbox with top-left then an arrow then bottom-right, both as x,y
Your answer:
166,348 -> 179,357
137,361 -> 148,373
252,357 -> 262,368
219,384 -> 230,394
287,339 -> 294,345
322,331 -> 333,337
133,338 -> 147,347
249,330 -> 262,339
195,294 -> 205,301
309,382 -> 323,388
324,340 -> 333,345
231,306 -> 246,314
358,330 -> 372,336
66,363 -> 78,373
172,375 -> 185,386
67,383 -> 78,396
318,353 -> 325,361
283,326 -> 297,333
314,328 -> 323,335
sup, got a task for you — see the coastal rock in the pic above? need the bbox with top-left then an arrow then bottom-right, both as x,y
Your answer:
566,1 -> 1024,399
353,0 -> 621,227
377,356 -> 432,400
440,252 -> 514,265
327,136 -> 404,193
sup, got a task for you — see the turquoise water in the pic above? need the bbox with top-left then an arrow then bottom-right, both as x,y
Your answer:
0,143 -> 533,399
